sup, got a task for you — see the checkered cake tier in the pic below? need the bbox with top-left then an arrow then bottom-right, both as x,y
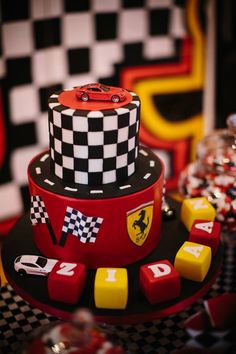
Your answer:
48,90 -> 140,185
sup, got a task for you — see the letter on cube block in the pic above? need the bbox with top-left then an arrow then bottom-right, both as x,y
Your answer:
48,261 -> 86,304
189,220 -> 221,255
181,197 -> 216,231
94,268 -> 128,309
174,241 -> 212,282
139,260 -> 181,304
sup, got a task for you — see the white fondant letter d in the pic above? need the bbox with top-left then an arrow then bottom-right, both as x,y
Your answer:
148,263 -> 171,278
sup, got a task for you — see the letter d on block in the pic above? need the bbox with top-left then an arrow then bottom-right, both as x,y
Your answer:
148,263 -> 171,278
139,260 -> 181,304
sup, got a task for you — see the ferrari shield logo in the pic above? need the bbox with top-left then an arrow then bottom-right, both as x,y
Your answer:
127,201 -> 154,246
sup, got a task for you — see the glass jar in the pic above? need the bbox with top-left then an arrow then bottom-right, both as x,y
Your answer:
23,308 -> 125,354
179,115 -> 236,233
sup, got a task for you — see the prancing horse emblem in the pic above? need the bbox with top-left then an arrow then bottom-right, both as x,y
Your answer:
127,201 -> 154,246
133,210 -> 149,236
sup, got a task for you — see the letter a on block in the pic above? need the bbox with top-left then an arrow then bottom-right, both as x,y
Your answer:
195,221 -> 213,234
148,263 -> 171,278
184,245 -> 203,258
105,269 -> 117,282
190,199 -> 208,210
174,242 -> 212,282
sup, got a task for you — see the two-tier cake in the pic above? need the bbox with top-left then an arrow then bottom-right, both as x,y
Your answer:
1,84 -> 223,323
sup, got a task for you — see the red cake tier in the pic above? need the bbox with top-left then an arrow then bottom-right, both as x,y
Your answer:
28,147 -> 164,269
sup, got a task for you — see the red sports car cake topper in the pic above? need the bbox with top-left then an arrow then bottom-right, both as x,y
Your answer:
75,83 -> 127,102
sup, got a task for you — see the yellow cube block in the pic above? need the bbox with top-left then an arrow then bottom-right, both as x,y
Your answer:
181,197 -> 216,231
94,268 -> 128,309
174,241 -> 212,282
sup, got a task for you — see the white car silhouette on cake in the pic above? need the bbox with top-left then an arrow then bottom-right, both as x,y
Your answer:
14,255 -> 58,276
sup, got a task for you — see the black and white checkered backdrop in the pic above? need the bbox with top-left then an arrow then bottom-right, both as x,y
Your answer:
0,0 -> 204,232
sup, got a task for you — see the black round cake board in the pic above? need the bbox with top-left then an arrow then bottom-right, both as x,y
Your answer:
2,199 -> 222,325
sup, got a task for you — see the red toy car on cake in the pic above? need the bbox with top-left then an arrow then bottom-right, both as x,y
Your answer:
75,83 -> 126,102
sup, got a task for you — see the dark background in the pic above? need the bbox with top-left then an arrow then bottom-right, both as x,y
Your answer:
216,0 -> 236,128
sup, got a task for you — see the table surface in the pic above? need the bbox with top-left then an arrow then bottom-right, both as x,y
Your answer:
1,237 -> 236,354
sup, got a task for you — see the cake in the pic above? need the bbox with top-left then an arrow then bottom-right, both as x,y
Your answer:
1,83 -> 222,319
27,83 -> 164,269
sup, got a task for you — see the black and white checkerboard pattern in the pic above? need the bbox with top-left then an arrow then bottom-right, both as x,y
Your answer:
48,91 -> 140,185
62,206 -> 103,243
1,240 -> 235,354
0,0 -> 186,225
30,195 -> 49,225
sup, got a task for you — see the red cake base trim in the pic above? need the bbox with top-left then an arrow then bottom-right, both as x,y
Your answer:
28,174 -> 163,269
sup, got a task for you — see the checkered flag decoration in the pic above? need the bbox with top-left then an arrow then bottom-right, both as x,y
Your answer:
30,196 -> 49,224
59,207 -> 103,246
30,195 -> 57,244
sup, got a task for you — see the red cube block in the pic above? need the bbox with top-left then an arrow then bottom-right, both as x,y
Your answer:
48,261 -> 86,304
204,293 -> 236,329
139,260 -> 181,305
189,220 -> 221,255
